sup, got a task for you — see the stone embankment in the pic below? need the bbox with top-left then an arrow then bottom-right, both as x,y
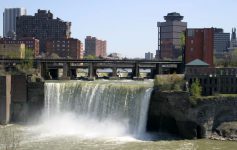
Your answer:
147,90 -> 237,140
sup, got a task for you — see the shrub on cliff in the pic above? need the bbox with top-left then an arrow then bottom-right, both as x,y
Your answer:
154,73 -> 185,91
190,79 -> 202,97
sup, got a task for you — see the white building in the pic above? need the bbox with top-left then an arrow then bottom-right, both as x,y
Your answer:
3,8 -> 27,38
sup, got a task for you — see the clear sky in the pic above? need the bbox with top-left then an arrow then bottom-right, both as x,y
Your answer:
0,0 -> 236,58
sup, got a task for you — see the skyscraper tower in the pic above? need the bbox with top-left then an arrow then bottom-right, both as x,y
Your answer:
3,8 -> 27,38
156,12 -> 187,60
230,28 -> 237,48
231,28 -> 236,40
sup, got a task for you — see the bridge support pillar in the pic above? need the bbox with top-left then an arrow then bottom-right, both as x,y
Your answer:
62,62 -> 71,79
0,75 -> 11,125
109,67 -> 120,80
132,63 -> 139,78
153,64 -> 162,77
89,63 -> 95,79
177,63 -> 185,74
112,67 -> 117,77
39,62 -> 48,79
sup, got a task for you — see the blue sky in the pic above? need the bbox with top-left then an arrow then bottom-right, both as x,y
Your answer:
0,0 -> 236,58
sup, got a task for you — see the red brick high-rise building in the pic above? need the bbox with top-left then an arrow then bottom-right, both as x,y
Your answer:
46,38 -> 83,59
185,28 -> 214,66
85,36 -> 107,57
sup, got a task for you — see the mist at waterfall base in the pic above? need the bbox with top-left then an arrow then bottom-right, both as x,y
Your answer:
29,80 -> 157,141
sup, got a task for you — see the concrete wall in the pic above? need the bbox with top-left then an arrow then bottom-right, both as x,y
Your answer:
11,79 -> 44,123
11,75 -> 27,102
26,82 -> 44,122
0,75 -> 11,124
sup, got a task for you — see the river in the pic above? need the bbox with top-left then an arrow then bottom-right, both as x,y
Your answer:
0,80 -> 236,150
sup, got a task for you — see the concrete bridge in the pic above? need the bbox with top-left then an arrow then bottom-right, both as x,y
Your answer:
0,58 -> 184,79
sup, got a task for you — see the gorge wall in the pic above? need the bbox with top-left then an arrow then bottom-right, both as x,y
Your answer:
147,90 -> 237,140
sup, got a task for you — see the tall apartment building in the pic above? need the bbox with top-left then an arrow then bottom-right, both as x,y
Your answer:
214,28 -> 230,57
185,28 -> 214,66
85,36 -> 107,57
16,9 -> 71,53
46,38 -> 83,59
3,8 -> 27,38
156,12 -> 187,60
0,37 -> 40,57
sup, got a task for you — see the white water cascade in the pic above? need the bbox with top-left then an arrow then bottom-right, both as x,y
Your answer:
42,80 -> 153,138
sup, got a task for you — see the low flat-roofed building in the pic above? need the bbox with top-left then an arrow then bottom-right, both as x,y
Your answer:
185,59 -> 237,95
0,43 -> 25,58
0,37 -> 40,57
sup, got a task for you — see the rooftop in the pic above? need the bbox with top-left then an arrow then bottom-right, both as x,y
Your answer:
164,12 -> 184,21
186,59 -> 209,66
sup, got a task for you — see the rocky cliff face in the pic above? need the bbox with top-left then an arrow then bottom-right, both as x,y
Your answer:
147,90 -> 237,140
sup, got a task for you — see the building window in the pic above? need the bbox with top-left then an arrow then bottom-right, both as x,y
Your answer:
188,30 -> 194,37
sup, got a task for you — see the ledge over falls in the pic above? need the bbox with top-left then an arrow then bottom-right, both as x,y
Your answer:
147,91 -> 237,140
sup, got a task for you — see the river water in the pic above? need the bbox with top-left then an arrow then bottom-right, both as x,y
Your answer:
0,80 -> 236,150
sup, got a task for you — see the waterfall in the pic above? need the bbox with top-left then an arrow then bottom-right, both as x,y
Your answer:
43,80 -> 153,138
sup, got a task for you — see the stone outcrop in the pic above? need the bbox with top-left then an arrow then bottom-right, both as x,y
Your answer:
147,90 -> 237,140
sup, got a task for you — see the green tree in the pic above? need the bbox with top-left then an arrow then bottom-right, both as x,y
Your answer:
230,49 -> 237,66
17,48 -> 34,74
214,49 -> 237,67
178,32 -> 185,60
190,79 -> 202,97
84,55 -> 97,59
180,32 -> 185,47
